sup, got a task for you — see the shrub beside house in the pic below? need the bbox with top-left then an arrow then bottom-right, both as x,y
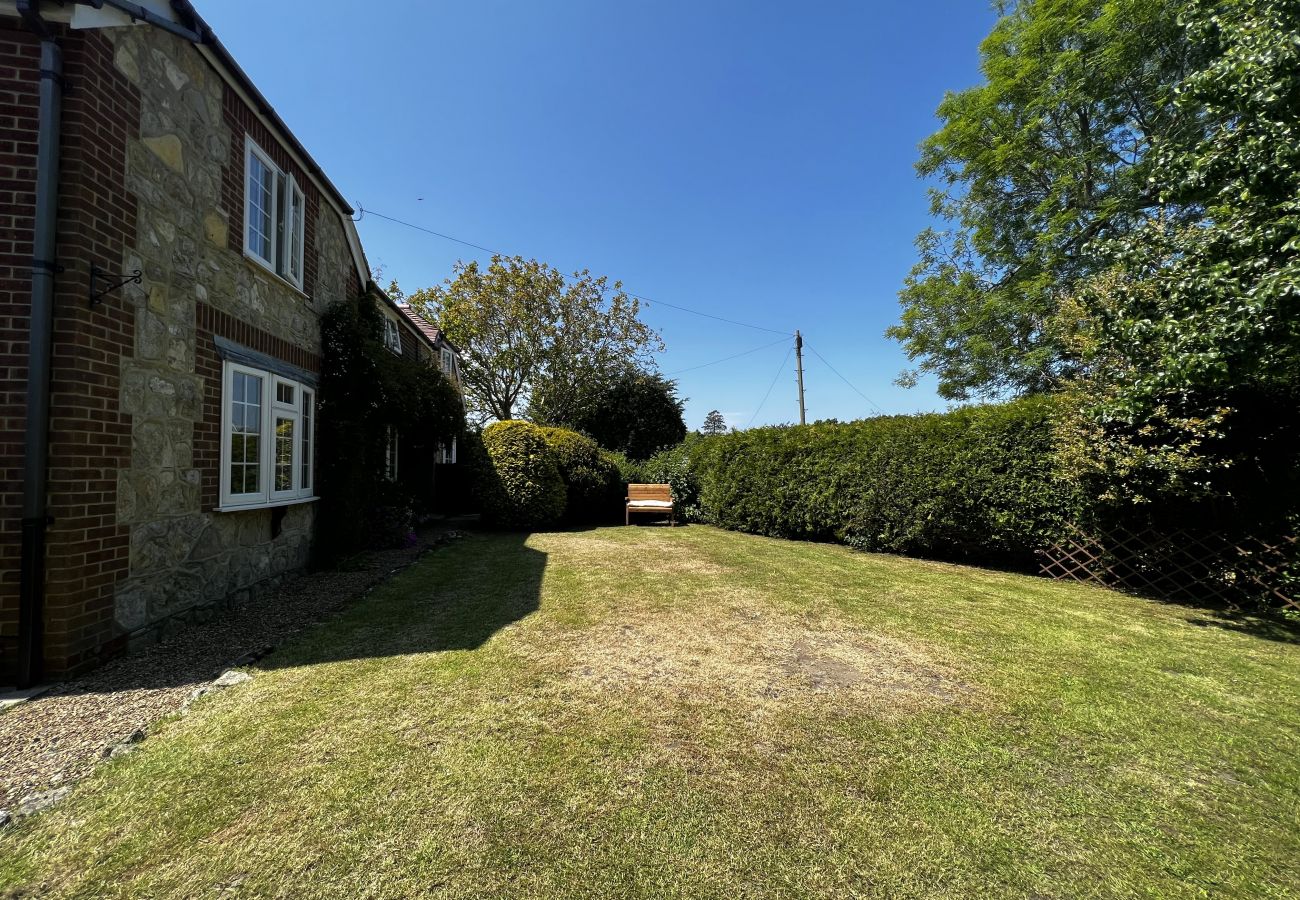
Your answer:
0,1 -> 461,687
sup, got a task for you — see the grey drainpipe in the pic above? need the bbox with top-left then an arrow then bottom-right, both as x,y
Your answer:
15,0 -> 62,689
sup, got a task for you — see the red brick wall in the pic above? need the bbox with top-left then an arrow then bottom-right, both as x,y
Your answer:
219,88 -> 321,298
0,23 -> 141,681
194,302 -> 322,510
41,26 -> 141,676
0,21 -> 41,680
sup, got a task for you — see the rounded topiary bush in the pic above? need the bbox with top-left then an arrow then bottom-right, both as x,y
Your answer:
477,420 -> 567,529
538,426 -> 621,524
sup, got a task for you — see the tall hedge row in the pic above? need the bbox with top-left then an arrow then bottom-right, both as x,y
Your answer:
687,397 -> 1076,568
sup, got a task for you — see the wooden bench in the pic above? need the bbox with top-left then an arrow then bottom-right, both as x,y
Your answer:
626,483 -> 676,526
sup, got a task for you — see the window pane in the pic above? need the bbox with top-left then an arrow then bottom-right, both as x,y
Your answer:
247,152 -> 274,262
301,391 -> 313,491
229,371 -> 263,496
275,416 -> 295,492
277,382 -> 294,405
243,372 -> 261,407
289,185 -> 304,282
275,173 -> 288,276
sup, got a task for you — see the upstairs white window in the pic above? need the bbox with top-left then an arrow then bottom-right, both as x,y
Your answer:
383,316 -> 403,355
220,361 -> 316,509
244,137 -> 305,290
436,438 -> 458,465
440,348 -> 455,377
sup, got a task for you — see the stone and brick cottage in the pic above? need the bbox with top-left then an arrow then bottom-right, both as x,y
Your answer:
0,0 -> 457,687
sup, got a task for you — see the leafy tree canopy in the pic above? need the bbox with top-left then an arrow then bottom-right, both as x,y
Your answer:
402,256 -> 663,425
565,371 -> 687,461
889,0 -> 1198,400
1057,0 -> 1300,512
701,409 -> 728,436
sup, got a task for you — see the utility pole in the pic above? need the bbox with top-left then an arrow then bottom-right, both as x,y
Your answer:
794,330 -> 806,425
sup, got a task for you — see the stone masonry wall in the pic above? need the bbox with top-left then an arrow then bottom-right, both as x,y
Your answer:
104,23 -> 353,647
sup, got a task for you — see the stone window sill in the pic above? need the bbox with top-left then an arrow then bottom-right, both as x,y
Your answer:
214,496 -> 319,514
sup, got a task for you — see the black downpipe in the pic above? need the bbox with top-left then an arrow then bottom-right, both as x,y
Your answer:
16,1 -> 62,689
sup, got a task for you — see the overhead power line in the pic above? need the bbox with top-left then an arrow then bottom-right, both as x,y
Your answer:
355,204 -> 789,335
805,344 -> 887,416
666,336 -> 790,376
746,345 -> 794,429
357,207 -> 505,257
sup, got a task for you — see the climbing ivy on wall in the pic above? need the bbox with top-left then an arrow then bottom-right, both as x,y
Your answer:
313,291 -> 465,562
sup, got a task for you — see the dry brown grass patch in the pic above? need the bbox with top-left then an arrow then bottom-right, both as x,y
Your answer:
520,598 -> 972,718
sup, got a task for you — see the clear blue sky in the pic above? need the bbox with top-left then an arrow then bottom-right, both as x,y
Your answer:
200,1 -> 997,429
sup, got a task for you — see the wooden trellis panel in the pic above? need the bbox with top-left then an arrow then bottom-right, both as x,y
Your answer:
1038,524 -> 1298,611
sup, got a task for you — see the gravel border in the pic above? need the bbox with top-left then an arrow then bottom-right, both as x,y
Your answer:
0,525 -> 466,816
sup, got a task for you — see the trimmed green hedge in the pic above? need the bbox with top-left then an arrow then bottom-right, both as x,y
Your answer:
538,426 -> 622,524
643,433 -> 712,521
686,397 -> 1076,568
477,421 -> 567,529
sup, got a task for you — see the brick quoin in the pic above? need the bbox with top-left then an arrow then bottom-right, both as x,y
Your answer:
40,25 -> 141,678
0,22 -> 44,681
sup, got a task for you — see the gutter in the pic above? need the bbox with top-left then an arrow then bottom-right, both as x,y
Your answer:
15,0 -> 62,688
80,0 -> 200,41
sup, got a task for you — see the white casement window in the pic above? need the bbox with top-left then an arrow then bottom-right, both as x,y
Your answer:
436,437 -> 458,465
220,361 -> 316,509
244,137 -> 306,290
384,426 -> 400,480
440,348 -> 455,377
383,316 -> 402,355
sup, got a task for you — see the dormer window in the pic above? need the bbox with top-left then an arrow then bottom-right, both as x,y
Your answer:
244,137 -> 305,290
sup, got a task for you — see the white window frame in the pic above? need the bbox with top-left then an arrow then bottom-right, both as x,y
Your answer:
440,347 -> 455,376
243,136 -> 306,291
436,437 -> 458,465
270,377 -> 301,502
300,387 -> 314,494
219,360 -> 317,510
384,425 -> 400,480
383,316 -> 403,355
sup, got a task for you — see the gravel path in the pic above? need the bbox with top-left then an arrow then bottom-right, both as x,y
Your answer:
0,526 -> 465,812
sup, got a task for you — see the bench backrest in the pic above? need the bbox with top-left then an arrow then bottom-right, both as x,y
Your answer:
628,483 -> 672,502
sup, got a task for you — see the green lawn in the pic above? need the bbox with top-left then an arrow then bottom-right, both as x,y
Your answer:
3,527 -> 1298,898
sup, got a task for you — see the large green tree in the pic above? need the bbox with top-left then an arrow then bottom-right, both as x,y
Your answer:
566,372 -> 687,461
405,256 -> 663,425
1058,0 -> 1300,512
889,0 -> 1198,400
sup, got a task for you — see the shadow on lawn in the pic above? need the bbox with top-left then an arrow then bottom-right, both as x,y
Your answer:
1183,610 -> 1300,645
255,530 -> 547,670
21,531 -> 545,697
